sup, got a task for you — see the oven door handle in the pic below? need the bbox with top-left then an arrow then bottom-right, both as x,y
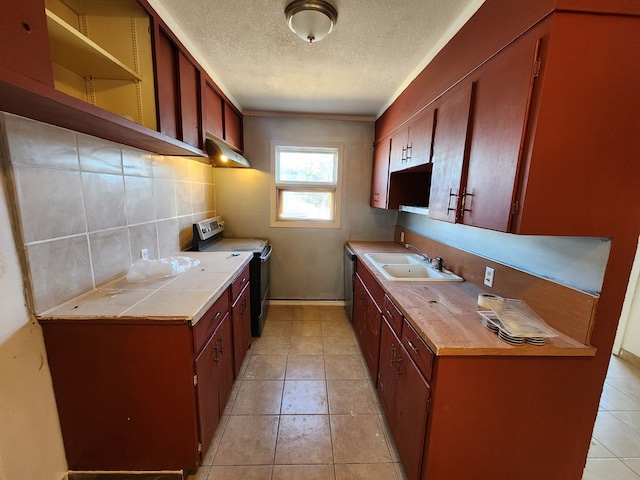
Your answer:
260,244 -> 273,262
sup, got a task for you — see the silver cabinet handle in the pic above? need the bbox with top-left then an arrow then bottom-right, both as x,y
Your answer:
405,337 -> 419,354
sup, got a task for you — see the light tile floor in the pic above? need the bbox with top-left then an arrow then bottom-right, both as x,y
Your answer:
583,354 -> 640,480
188,305 -> 406,480
187,304 -> 640,480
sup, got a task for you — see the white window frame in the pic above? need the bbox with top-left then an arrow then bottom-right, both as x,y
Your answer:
270,142 -> 343,228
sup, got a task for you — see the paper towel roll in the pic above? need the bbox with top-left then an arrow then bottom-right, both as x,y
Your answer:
477,293 -> 505,309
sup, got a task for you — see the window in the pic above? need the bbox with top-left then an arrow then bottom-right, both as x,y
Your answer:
271,144 -> 342,228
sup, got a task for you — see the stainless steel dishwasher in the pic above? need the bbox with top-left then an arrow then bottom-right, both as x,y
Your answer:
344,244 -> 356,322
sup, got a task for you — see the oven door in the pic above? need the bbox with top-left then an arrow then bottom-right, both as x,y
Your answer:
254,244 -> 272,336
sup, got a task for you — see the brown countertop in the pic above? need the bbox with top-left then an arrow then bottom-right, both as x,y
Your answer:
348,241 -> 596,357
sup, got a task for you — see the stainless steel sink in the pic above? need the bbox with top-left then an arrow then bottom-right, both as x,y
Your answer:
364,252 -> 463,282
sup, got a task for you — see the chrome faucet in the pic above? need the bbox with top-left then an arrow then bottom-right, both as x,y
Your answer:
405,243 -> 431,263
405,244 -> 445,271
433,256 -> 444,272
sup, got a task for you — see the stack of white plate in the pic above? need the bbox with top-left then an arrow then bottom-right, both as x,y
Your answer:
477,310 -> 553,346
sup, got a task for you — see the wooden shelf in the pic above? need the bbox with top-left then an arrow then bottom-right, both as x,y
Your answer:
45,9 -> 142,81
0,66 -> 205,158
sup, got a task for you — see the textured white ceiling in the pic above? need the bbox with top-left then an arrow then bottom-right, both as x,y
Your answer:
150,0 -> 485,117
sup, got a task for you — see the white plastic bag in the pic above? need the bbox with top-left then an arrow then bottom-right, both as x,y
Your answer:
126,255 -> 201,282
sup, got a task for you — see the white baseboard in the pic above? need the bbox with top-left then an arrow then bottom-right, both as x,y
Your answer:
268,300 -> 346,307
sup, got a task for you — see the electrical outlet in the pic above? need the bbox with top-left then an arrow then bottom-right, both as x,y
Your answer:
484,267 -> 495,287
140,249 -> 148,260
400,231 -> 405,242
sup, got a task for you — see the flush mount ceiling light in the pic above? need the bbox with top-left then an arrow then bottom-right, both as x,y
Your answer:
285,0 -> 338,43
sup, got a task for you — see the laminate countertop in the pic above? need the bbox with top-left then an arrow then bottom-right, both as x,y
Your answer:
348,241 -> 596,357
37,251 -> 252,325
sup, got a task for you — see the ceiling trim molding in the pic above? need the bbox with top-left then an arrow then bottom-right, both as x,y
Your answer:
243,110 -> 376,122
375,0 -> 487,119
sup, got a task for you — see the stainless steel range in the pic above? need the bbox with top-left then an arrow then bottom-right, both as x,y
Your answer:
192,217 -> 271,336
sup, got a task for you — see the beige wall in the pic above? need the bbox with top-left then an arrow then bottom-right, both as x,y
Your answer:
0,112 -> 218,479
214,115 -> 397,300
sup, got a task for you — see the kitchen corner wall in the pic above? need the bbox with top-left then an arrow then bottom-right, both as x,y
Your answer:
0,113 -> 216,314
0,150 -> 68,480
214,115 -> 397,300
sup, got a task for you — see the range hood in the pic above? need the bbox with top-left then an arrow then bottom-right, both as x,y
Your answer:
205,133 -> 251,168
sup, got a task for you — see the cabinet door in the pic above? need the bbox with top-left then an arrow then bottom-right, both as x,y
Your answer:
462,39 -> 539,231
217,314 -> 235,415
353,271 -> 382,383
155,29 -> 179,138
363,286 -> 382,383
232,284 -> 251,378
352,274 -> 367,345
0,0 -> 53,84
204,82 -> 224,139
395,344 -> 431,480
389,127 -> 409,172
428,83 -> 474,223
407,108 -> 435,167
371,138 -> 391,208
224,102 -> 243,150
194,329 -> 222,455
377,318 -> 399,425
178,52 -> 201,148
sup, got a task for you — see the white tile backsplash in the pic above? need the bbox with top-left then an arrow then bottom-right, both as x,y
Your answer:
78,134 -> 123,174
176,181 -> 193,216
89,228 -> 132,286
3,113 -> 79,169
12,165 -> 87,242
154,178 -> 177,220
157,219 -> 180,258
27,235 -> 94,313
1,113 -> 216,314
122,147 -> 154,177
83,172 -> 127,231
124,176 -> 155,224
129,223 -> 159,261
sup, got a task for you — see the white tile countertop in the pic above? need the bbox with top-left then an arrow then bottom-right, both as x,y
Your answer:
37,252 -> 252,325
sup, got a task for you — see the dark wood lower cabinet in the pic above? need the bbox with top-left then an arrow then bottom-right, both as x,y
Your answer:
40,288 -> 238,471
232,283 -> 251,378
195,312 -> 234,455
41,321 -> 201,471
353,271 -> 382,383
378,318 -> 430,480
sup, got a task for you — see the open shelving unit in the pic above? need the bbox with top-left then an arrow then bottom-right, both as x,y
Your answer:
46,9 -> 142,81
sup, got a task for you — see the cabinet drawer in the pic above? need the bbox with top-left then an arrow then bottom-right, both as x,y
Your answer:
356,264 -> 384,309
401,319 -> 434,381
193,290 -> 230,354
231,264 -> 250,301
383,295 -> 403,337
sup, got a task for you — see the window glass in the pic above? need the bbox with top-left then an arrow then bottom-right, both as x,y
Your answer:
272,145 -> 341,228
277,150 -> 337,183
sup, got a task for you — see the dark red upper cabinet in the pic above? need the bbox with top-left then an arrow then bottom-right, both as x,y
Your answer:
223,102 -> 243,151
155,29 -> 179,139
427,83 -> 474,223
178,52 -> 201,149
461,36 -> 539,232
204,82 -> 224,140
0,0 -> 53,85
371,138 -> 391,209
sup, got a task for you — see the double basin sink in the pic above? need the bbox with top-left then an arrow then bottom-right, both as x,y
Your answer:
364,253 -> 463,282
